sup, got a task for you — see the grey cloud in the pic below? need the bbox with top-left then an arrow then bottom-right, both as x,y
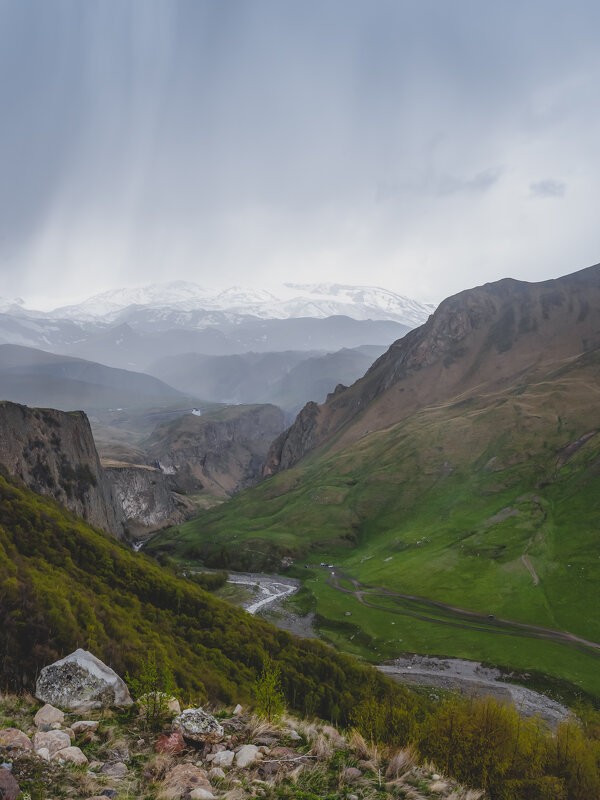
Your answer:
0,0 -> 599,307
530,180 -> 566,198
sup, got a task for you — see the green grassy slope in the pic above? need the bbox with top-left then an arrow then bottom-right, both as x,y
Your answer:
0,468 -> 423,726
149,350 -> 600,697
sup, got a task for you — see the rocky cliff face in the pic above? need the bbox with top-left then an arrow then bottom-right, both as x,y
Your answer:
145,404 -> 285,496
102,462 -> 179,536
266,263 -> 600,473
0,402 -> 125,537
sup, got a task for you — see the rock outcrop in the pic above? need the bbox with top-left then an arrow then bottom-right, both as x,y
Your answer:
35,649 -> 132,710
103,461 -> 181,535
265,263 -> 600,473
145,404 -> 285,496
0,402 -> 125,537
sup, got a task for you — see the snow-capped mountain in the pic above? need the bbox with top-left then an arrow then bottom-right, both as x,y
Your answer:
50,282 -> 434,328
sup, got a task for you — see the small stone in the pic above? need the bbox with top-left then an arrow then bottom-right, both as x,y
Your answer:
341,766 -> 362,783
211,749 -> 234,767
33,730 -> 71,756
0,729 -> 32,751
235,744 -> 260,768
71,720 -> 99,734
99,761 -> 128,777
105,747 -> 130,762
162,764 -> 212,796
348,794 -> 359,800
88,760 -> 103,770
34,704 -> 65,727
36,748 -> 50,761
100,791 -> 118,799
0,768 -> 20,800
208,767 -> 226,780
53,745 -> 88,765
189,790 -> 215,800
431,773 -> 441,780
50,722 -> 62,730
287,729 -> 301,741
233,704 -> 243,715
155,731 -> 186,755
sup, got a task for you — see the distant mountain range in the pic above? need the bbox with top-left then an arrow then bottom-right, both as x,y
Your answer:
49,281 -> 435,327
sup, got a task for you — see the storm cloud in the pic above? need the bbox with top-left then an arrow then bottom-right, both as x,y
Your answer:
1,0 -> 599,308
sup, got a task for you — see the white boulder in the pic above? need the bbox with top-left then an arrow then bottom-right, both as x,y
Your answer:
35,649 -> 132,710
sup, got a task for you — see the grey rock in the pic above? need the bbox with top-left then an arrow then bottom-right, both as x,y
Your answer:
235,744 -> 260,768
99,761 -> 128,778
172,708 -> 224,745
211,750 -> 234,767
35,649 -> 132,710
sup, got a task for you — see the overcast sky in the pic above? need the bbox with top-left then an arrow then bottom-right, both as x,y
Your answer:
1,0 -> 600,309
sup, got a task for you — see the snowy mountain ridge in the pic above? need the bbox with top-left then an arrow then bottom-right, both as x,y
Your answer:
50,281 -> 434,327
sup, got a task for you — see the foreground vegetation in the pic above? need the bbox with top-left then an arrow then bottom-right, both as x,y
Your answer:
149,352 -> 600,698
3,684 -> 600,799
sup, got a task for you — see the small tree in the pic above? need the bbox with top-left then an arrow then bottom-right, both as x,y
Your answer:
254,655 -> 285,723
126,651 -> 179,730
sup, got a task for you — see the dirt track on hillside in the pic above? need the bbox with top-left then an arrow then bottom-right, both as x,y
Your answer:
326,570 -> 600,655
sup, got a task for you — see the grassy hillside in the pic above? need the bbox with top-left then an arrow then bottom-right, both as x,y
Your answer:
0,468 -> 422,727
149,349 -> 600,698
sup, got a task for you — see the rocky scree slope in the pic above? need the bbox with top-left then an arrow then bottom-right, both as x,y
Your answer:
266,263 -> 600,473
0,401 -> 124,537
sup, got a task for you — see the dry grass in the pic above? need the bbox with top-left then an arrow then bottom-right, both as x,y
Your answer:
348,728 -> 369,759
386,746 -> 417,778
447,790 -> 485,800
246,714 -> 283,740
145,751 -> 179,781
309,732 -> 335,761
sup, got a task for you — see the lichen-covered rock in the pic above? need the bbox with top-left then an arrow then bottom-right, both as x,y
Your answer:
0,728 -> 32,751
172,708 -> 224,745
35,649 -> 132,710
34,704 -> 64,727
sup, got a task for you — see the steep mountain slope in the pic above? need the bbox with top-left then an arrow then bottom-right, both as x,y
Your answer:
0,470 -> 415,724
0,344 -> 184,412
267,264 -> 600,472
0,402 -> 124,537
150,264 -> 600,698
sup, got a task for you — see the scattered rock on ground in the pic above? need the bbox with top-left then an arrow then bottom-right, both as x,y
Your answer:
235,744 -> 261,768
71,720 -> 99,734
33,730 -> 71,757
99,761 -> 128,778
0,729 -> 32,751
208,766 -> 226,780
34,704 -> 65,727
53,745 -> 88,765
172,708 -> 224,745
211,749 -> 234,767
162,763 -> 213,796
0,768 -> 19,800
35,649 -> 132,710
155,731 -> 186,754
